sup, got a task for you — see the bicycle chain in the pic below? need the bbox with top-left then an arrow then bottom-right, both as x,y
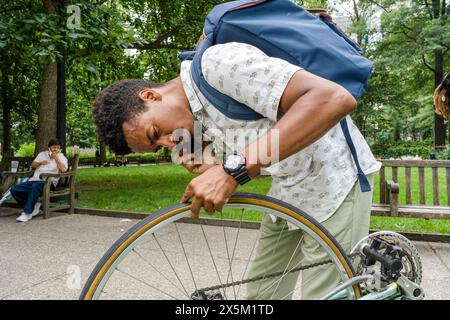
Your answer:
194,234 -> 416,297
194,252 -> 360,296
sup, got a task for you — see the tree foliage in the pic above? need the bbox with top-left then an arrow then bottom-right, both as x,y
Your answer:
1,0 -> 221,156
1,0 -> 449,159
338,0 -> 449,151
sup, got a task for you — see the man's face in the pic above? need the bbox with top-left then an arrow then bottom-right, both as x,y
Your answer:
122,89 -> 195,153
48,145 -> 61,153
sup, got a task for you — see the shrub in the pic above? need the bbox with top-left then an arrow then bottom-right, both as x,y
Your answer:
436,147 -> 450,160
16,142 -> 35,157
66,146 -> 97,159
371,140 -> 434,159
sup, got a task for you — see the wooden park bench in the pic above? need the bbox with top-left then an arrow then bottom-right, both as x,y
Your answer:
0,156 -> 34,175
0,154 -> 80,219
371,160 -> 450,220
0,156 -> 34,195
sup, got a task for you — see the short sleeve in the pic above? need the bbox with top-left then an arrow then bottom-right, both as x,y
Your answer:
59,153 -> 68,170
201,42 -> 302,122
34,151 -> 47,163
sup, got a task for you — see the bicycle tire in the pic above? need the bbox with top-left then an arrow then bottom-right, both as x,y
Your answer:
80,193 -> 362,300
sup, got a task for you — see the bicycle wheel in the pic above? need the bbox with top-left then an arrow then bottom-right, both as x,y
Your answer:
80,193 -> 361,300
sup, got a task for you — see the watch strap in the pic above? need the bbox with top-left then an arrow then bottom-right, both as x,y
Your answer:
223,153 -> 251,186
229,166 -> 251,186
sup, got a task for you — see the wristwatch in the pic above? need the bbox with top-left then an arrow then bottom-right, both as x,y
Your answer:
223,152 -> 251,185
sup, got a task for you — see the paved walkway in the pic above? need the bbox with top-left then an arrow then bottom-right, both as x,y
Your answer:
0,207 -> 449,300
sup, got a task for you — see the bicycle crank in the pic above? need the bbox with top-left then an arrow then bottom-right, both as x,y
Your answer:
350,231 -> 424,299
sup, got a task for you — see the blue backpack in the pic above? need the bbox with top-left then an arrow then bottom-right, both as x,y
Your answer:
180,0 -> 373,192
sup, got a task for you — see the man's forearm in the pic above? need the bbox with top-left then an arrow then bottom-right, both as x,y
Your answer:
31,161 -> 42,169
53,156 -> 67,172
243,87 -> 356,178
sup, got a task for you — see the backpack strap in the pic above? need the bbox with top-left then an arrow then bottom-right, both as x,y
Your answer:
190,38 -> 266,120
340,118 -> 371,192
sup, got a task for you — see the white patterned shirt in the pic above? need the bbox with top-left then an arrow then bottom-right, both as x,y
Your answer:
180,42 -> 381,223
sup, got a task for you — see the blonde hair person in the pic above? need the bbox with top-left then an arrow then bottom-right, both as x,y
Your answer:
434,72 -> 450,122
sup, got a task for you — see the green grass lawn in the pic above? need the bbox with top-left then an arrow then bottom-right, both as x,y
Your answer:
75,164 -> 450,235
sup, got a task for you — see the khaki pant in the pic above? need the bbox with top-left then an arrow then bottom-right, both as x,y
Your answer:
246,174 -> 374,300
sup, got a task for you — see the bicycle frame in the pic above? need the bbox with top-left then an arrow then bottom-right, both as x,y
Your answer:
324,281 -> 401,300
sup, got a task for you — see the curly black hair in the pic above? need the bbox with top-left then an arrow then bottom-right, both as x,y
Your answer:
48,138 -> 61,148
92,79 -> 162,155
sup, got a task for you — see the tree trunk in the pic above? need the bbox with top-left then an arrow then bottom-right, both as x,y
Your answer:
35,62 -> 58,154
35,0 -> 58,155
99,140 -> 106,165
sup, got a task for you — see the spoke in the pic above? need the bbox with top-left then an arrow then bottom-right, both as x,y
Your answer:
236,217 -> 259,297
226,208 -> 244,298
199,219 -> 228,300
255,218 -> 288,297
152,233 -> 190,298
261,242 -> 344,300
116,268 -> 180,300
221,211 -> 237,299
256,259 -> 304,299
131,248 -> 189,298
278,262 -> 331,300
260,234 -> 303,300
174,222 -> 199,295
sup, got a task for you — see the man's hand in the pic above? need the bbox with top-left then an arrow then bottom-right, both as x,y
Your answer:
178,141 -> 217,174
49,149 -> 68,172
49,151 -> 60,159
40,160 -> 50,166
181,165 -> 238,220
180,150 -> 217,174
181,162 -> 216,174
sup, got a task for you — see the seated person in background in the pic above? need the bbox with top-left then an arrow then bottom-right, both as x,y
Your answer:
12,139 -> 68,222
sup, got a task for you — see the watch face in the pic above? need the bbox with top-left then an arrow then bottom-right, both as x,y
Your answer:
225,154 -> 244,171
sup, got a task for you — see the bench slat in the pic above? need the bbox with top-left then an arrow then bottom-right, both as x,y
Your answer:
371,204 -> 450,220
405,167 -> 412,205
419,167 -> 426,205
446,168 -> 450,206
432,167 -> 440,205
380,166 -> 386,204
392,167 -> 398,183
382,160 -> 450,168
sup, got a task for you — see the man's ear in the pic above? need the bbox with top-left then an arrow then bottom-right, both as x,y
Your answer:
138,88 -> 162,102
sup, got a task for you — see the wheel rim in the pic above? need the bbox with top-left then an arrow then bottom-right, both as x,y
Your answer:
82,194 -> 361,300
